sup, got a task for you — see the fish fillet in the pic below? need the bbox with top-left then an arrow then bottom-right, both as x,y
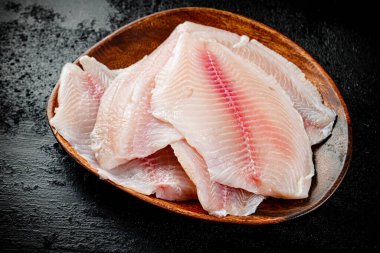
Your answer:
172,140 -> 264,216
50,60 -> 196,201
152,33 -> 314,199
50,63 -> 106,165
91,29 -> 184,170
179,21 -> 336,145
100,146 -> 197,201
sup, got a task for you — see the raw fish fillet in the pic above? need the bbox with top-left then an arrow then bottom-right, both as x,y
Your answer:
91,29 -> 183,170
152,33 -> 314,199
52,56 -> 137,165
100,146 -> 197,201
172,140 -> 264,216
50,61 -> 196,201
179,21 -> 336,145
50,63 -> 106,165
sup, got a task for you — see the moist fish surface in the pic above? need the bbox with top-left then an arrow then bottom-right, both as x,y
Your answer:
50,58 -> 196,201
50,62 -> 106,165
100,146 -> 197,201
152,33 -> 314,199
179,21 -> 336,145
79,55 -> 124,88
90,28 -> 184,170
172,140 -> 264,216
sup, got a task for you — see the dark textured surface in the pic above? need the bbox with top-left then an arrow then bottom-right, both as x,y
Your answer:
0,0 -> 379,251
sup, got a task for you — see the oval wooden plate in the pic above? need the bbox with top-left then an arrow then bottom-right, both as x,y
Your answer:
47,7 -> 352,224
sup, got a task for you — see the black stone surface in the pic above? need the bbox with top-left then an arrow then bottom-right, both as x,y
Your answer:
0,0 -> 379,251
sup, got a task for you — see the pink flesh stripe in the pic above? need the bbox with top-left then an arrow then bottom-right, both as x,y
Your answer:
200,49 -> 260,182
84,73 -> 105,100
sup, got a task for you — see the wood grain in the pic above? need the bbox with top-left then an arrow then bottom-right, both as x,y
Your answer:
46,7 -> 352,225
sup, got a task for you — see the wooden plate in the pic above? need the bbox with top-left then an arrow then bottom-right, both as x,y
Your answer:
47,7 -> 352,224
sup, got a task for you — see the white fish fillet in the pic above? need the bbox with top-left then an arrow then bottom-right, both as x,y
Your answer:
91,29 -> 184,170
100,146 -> 197,201
172,140 -> 264,216
152,33 -> 314,199
50,60 -> 196,201
50,63 -> 106,165
179,21 -> 336,145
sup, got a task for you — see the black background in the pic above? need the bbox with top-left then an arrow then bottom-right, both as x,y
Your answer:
1,0 -> 379,251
